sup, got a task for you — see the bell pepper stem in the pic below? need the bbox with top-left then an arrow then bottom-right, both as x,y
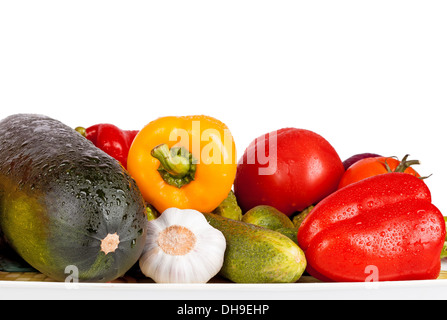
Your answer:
75,126 -> 86,137
151,144 -> 191,178
151,144 -> 197,188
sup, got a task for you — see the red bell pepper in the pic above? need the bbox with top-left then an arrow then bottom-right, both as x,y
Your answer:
297,172 -> 445,282
76,124 -> 138,169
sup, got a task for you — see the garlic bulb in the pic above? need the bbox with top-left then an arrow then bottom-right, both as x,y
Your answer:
139,207 -> 226,283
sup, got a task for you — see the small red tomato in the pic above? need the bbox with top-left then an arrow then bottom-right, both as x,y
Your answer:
338,154 -> 421,189
234,128 -> 345,216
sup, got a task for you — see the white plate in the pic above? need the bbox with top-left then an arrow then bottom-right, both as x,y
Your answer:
2,263 -> 447,300
1,278 -> 447,300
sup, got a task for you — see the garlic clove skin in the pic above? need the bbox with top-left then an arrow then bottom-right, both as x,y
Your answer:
139,207 -> 226,283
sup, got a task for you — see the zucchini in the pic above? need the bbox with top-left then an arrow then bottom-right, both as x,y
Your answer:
0,114 -> 147,282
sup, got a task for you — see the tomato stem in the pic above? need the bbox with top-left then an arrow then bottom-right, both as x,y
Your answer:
393,154 -> 420,173
382,154 -> 420,173
382,154 -> 431,180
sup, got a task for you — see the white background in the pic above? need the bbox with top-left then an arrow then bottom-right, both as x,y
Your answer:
1,1 -> 446,215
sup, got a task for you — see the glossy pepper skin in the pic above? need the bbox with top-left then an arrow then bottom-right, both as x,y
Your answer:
127,115 -> 237,214
298,173 -> 445,282
77,124 -> 138,169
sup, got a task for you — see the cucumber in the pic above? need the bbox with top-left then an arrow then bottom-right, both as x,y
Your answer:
242,205 -> 298,244
204,213 -> 306,283
0,114 -> 147,282
212,191 -> 243,221
242,205 -> 295,230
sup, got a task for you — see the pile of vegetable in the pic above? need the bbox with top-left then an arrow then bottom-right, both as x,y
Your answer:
0,113 -> 444,284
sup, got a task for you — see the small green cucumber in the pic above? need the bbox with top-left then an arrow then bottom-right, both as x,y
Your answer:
204,213 -> 306,283
213,191 -> 243,221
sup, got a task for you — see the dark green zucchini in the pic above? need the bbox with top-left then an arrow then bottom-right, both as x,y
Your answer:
0,114 -> 147,282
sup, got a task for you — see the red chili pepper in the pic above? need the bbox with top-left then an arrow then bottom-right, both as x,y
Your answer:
297,172 -> 445,282
76,124 -> 138,169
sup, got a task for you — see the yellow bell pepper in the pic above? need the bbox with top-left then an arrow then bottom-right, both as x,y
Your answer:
127,115 -> 237,213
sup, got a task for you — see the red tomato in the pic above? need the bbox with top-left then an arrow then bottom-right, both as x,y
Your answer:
338,155 -> 421,189
234,128 -> 345,216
